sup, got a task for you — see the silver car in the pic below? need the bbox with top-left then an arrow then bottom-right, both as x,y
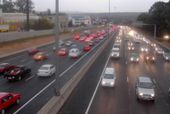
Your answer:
136,76 -> 155,101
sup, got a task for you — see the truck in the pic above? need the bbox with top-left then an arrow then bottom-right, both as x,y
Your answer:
0,25 -> 9,32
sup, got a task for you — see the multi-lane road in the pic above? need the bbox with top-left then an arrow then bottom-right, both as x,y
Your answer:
59,30 -> 170,114
0,30 -> 115,114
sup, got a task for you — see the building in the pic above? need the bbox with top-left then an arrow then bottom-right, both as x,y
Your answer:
71,15 -> 92,26
0,12 -> 39,31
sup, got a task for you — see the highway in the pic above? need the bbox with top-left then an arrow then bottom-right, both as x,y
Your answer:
58,30 -> 170,114
0,30 -> 115,114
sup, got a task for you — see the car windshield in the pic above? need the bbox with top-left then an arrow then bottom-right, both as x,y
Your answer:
104,74 -> 114,79
40,66 -> 49,70
139,82 -> 154,89
132,53 -> 138,58
165,53 -> 170,56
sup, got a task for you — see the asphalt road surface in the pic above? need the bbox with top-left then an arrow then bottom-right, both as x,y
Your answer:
0,31 -> 114,114
58,32 -> 170,114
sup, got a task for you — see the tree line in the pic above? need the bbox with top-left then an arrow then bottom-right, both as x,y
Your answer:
0,0 -> 34,13
137,1 -> 170,37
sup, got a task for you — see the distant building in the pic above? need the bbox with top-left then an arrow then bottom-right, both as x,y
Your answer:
71,15 -> 92,26
0,12 -> 39,31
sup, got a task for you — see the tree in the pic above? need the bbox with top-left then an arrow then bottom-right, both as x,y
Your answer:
137,13 -> 150,23
0,0 -> 16,13
31,17 -> 54,30
15,0 -> 34,13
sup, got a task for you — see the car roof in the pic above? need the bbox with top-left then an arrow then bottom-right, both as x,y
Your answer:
0,92 -> 10,98
105,68 -> 115,74
138,76 -> 152,83
41,64 -> 53,67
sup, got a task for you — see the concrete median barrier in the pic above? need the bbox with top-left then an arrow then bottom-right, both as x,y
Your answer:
37,33 -> 114,114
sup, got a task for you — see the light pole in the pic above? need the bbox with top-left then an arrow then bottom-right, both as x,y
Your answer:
26,0 -> 30,31
108,0 -> 111,39
54,0 -> 60,96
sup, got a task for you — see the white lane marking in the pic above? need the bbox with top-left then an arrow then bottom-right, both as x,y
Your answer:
126,61 -> 128,65
25,75 -> 35,82
13,79 -> 56,114
59,38 -> 106,77
85,55 -> 111,114
127,77 -> 129,83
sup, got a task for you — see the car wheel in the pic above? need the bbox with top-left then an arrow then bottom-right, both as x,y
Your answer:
16,99 -> 20,104
18,76 -> 22,81
1,109 -> 5,114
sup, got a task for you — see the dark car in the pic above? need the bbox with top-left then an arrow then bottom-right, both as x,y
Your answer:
0,63 -> 15,76
144,54 -> 156,63
4,66 -> 31,81
28,48 -> 40,55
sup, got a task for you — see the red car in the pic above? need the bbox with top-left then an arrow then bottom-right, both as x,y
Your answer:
0,63 -> 15,76
83,45 -> 92,52
0,92 -> 21,114
28,48 -> 40,55
58,48 -> 68,56
73,34 -> 80,40
33,52 -> 48,61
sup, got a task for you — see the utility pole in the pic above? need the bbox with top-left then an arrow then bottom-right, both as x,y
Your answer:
54,0 -> 60,96
26,0 -> 30,31
108,0 -> 111,39
154,24 -> 157,40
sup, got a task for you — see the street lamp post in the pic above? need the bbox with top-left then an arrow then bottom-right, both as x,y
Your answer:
26,0 -> 30,31
54,0 -> 60,96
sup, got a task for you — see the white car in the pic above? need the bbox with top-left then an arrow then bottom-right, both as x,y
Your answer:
140,46 -> 148,52
136,76 -> 155,101
101,68 -> 116,87
163,52 -> 170,61
37,64 -> 56,77
111,50 -> 120,58
155,48 -> 164,55
68,48 -> 81,58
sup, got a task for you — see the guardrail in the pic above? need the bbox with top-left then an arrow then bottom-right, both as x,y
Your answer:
0,25 -> 103,43
37,32 -> 116,114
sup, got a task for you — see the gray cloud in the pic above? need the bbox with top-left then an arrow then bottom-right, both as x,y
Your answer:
33,0 -> 169,12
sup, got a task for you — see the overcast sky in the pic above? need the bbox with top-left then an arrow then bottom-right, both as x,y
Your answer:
33,0 -> 169,12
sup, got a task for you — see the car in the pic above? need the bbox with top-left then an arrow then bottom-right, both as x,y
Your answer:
83,45 -> 91,52
155,47 -> 164,55
68,48 -> 82,58
37,64 -> 56,77
65,41 -> 73,46
163,52 -> 170,61
33,52 -> 48,61
128,46 -> 135,51
144,53 -> 156,63
136,76 -> 155,101
28,48 -> 40,55
130,53 -> 140,62
4,66 -> 31,81
0,63 -> 15,76
57,48 -> 68,56
87,40 -> 94,46
101,67 -> 116,87
99,36 -> 104,40
73,34 -> 80,40
140,46 -> 149,52
112,45 -> 120,51
0,92 -> 21,114
128,41 -> 134,46
58,40 -> 65,47
111,50 -> 120,58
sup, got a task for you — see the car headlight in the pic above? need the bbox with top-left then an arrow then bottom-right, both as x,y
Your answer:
137,58 -> 139,61
130,58 -> 133,61
152,57 -> 155,60
110,82 -> 114,85
166,57 -> 168,60
151,94 -> 155,97
139,93 -> 143,96
146,57 -> 149,60
146,49 -> 148,52
102,81 -> 106,85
